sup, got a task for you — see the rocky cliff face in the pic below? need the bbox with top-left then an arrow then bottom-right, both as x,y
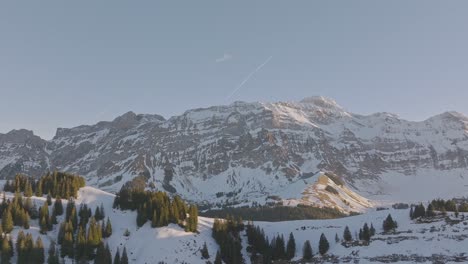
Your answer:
1,96 -> 468,206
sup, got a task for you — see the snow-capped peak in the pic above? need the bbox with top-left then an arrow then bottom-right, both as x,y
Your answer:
299,96 -> 344,110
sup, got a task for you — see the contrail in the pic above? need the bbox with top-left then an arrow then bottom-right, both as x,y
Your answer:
226,55 -> 273,100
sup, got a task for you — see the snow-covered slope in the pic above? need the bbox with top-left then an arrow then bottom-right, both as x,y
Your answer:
250,208 -> 468,263
4,186 -> 468,263
281,173 -> 373,213
4,186 -> 220,264
1,96 -> 468,207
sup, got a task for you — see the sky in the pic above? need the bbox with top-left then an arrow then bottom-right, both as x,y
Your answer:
1,1 -> 468,139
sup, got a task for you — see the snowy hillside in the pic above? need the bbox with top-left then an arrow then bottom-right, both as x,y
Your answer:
3,185 -> 468,263
3,186 -> 219,264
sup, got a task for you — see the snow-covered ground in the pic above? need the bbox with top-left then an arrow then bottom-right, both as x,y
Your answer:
4,187 -> 219,264
4,186 -> 468,263
251,208 -> 468,263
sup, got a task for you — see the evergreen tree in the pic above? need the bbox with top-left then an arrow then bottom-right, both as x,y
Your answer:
273,234 -> 286,260
35,181 -> 43,197
95,206 -> 102,222
121,247 -> 129,264
201,242 -> 210,259
76,225 -> 87,261
319,233 -> 329,255
362,223 -> 371,242
105,243 -> 113,264
95,242 -> 106,264
61,225 -> 74,258
100,203 -> 106,220
214,250 -> 222,264
24,181 -> 33,197
370,223 -> 376,237
29,202 -> 39,220
302,240 -> 313,260
87,217 -> 102,254
35,237 -> 45,264
1,236 -> 12,263
47,241 -> 60,264
151,210 -> 158,228
2,208 -> 13,233
104,217 -> 113,238
47,194 -> 52,206
136,206 -> 147,227
343,226 -> 352,242
383,214 -> 398,232
53,197 -> 63,216
23,212 -> 30,229
286,232 -> 296,260
186,204 -> 198,232
426,203 -> 435,217
39,202 -> 50,234
335,233 -> 340,243
113,248 -> 121,264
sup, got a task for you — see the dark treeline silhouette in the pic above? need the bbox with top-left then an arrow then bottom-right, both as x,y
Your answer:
3,171 -> 85,199
113,179 -> 198,232
212,216 -> 244,264
201,204 -> 347,222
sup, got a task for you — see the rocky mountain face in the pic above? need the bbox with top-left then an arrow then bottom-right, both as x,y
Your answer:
1,96 -> 468,208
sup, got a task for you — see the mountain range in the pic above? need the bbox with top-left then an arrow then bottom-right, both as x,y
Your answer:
2,96 -> 468,209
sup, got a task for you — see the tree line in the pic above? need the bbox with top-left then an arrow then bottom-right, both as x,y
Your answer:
3,172 -> 85,199
212,216 -> 244,264
113,180 -> 198,232
245,222 -> 330,263
201,204 -> 347,222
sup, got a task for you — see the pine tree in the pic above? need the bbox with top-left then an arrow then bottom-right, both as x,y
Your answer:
61,226 -> 74,258
151,210 -> 158,228
302,240 -> 313,260
113,248 -> 121,264
201,242 -> 210,259
104,243 -> 112,264
2,208 -> 13,233
87,217 -> 102,252
383,214 -> 398,232
47,241 -> 60,264
319,233 -> 329,255
121,247 -> 129,264
214,250 -> 222,264
100,203 -> 106,220
286,232 -> 296,260
136,206 -> 147,227
359,228 -> 363,240
363,223 -> 371,242
104,217 -> 113,238
35,181 -> 43,197
24,181 -> 33,197
95,242 -> 106,264
335,233 -> 340,243
1,236 -> 12,263
186,204 -> 198,232
23,212 -> 30,229
343,226 -> 352,242
54,197 -> 63,216
47,194 -> 52,206
370,223 -> 376,237
35,237 -> 45,264
95,206 -> 101,221
76,225 -> 87,260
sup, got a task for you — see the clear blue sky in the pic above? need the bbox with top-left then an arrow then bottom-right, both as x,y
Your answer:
1,1 -> 468,139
